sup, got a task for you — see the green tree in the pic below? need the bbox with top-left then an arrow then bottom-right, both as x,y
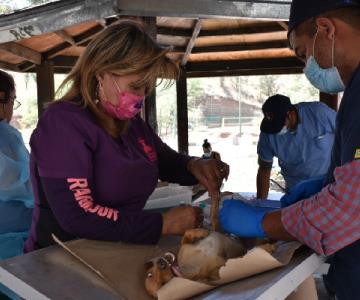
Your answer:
156,82 -> 177,136
0,0 -> 12,13
21,96 -> 38,128
276,74 -> 318,103
258,76 -> 279,100
188,78 -> 204,106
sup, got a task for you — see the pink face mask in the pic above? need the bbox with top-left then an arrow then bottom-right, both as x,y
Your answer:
100,77 -> 145,120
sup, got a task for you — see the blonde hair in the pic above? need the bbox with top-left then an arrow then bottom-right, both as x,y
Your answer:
57,20 -> 179,137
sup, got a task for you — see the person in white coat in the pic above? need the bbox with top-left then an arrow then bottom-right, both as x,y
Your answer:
0,70 -> 34,299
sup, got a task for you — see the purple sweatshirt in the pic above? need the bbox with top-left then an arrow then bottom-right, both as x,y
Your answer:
25,101 -> 197,251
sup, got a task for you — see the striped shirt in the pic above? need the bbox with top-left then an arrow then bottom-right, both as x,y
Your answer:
281,159 -> 360,256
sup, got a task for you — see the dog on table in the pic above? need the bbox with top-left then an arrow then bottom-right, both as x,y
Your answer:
144,228 -> 275,298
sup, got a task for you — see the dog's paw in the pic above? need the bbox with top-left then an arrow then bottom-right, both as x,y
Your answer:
181,228 -> 210,245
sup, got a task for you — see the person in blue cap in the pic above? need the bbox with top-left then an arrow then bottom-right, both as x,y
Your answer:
220,2 -> 360,299
256,94 -> 335,199
0,70 -> 34,298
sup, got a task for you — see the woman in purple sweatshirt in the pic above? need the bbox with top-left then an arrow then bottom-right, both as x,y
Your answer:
25,20 -> 229,251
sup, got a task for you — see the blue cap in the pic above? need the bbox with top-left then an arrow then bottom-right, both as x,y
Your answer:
260,94 -> 292,134
288,0 -> 360,34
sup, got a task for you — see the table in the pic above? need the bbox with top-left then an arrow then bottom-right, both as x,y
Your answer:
0,245 -> 324,300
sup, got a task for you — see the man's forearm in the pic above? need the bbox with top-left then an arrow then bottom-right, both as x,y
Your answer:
256,168 -> 271,199
262,210 -> 295,241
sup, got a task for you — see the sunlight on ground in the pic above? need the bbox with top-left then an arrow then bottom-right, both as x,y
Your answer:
161,122 -> 282,195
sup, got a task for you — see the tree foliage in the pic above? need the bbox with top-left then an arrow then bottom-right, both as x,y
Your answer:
0,0 -> 13,13
156,74 -> 318,137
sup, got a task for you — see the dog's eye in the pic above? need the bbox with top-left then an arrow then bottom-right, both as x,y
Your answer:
158,259 -> 167,269
147,272 -> 153,277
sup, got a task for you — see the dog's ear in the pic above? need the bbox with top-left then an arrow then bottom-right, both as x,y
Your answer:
145,260 -> 154,271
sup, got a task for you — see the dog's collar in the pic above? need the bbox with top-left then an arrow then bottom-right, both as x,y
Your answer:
163,252 -> 183,278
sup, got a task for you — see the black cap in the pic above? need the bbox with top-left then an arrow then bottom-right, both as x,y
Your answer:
288,0 -> 360,34
260,94 -> 292,134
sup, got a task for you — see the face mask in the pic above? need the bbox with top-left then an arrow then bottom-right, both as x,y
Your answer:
100,77 -> 145,120
303,30 -> 345,94
203,152 -> 212,158
277,126 -> 288,136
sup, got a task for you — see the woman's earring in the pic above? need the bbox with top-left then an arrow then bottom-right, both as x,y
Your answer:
95,82 -> 101,104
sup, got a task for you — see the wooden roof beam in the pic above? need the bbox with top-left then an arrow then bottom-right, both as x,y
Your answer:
157,27 -> 192,37
186,57 -> 304,72
177,41 -> 289,53
17,61 -> 35,72
0,61 -> 20,72
19,56 -> 76,72
44,42 -> 72,59
195,31 -> 287,47
277,21 -> 288,31
0,42 -> 41,65
158,30 -> 288,48
74,24 -> 104,45
181,19 -> 202,66
52,56 -> 78,67
157,24 -> 284,37
55,30 -> 76,45
44,24 -> 103,59
188,48 -> 295,62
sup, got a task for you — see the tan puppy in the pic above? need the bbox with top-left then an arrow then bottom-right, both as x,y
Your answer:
145,229 -> 274,298
177,228 -> 248,282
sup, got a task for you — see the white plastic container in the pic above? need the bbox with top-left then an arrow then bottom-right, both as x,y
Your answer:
144,184 -> 192,210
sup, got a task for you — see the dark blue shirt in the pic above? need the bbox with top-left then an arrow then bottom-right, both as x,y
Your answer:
324,65 -> 360,300
326,64 -> 360,183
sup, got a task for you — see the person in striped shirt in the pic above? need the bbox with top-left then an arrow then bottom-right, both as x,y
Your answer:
220,1 -> 360,299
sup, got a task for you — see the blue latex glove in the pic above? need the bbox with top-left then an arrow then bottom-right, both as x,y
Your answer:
280,176 -> 326,208
219,200 -> 277,238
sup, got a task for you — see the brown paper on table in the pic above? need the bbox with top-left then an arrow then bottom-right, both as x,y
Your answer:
156,241 -> 301,300
53,234 -> 301,300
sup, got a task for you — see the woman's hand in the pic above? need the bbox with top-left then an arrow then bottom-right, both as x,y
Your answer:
162,206 -> 203,235
187,158 -> 230,196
